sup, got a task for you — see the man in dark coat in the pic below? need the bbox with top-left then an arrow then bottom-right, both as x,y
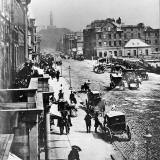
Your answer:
84,112 -> 92,133
94,113 -> 101,133
56,70 -> 60,81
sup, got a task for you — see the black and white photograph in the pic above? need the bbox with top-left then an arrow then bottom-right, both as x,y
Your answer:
0,0 -> 160,159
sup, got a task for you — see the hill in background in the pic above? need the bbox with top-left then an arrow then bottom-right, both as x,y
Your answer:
38,27 -> 72,51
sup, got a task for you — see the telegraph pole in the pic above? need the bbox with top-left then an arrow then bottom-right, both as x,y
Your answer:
68,66 -> 72,90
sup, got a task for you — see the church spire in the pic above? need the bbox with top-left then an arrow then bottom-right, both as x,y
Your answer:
50,11 -> 53,26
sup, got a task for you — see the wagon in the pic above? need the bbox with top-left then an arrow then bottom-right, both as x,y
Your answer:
123,69 -> 140,90
103,111 -> 131,141
86,90 -> 102,115
110,73 -> 125,90
135,68 -> 149,80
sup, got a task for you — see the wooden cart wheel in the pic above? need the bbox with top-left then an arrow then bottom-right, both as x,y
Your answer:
105,127 -> 113,142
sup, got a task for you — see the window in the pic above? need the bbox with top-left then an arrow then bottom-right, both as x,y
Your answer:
118,33 -> 121,38
114,34 -> 116,39
114,41 -> 116,46
104,52 -> 107,57
131,33 -> 133,38
104,41 -> 107,46
124,33 -> 127,39
114,51 -> 117,56
127,50 -> 131,56
145,49 -> 148,55
155,33 -> 158,37
155,39 -> 158,44
138,33 -> 141,38
108,34 -> 111,39
99,42 -> 102,46
131,28 -> 133,31
99,52 -> 102,57
134,50 -> 137,56
109,41 -> 112,46
98,34 -> 102,39
119,40 -> 121,46
156,48 -> 158,52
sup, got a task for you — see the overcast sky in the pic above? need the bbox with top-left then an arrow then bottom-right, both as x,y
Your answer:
29,0 -> 159,31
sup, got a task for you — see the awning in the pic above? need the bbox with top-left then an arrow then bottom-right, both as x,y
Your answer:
7,153 -> 22,160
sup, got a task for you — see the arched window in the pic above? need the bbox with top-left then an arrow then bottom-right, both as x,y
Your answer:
104,52 -> 107,57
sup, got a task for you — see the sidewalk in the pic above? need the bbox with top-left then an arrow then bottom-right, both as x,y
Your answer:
40,76 -> 123,160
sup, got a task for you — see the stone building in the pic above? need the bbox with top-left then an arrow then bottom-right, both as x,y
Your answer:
0,0 -> 31,89
124,39 -> 152,58
83,18 -> 160,59
61,32 -> 84,57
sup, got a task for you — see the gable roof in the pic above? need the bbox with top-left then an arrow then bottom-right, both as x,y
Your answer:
125,39 -> 150,48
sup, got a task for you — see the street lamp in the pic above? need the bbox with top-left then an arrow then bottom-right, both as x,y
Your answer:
61,64 -> 62,77
68,66 -> 72,90
143,128 -> 152,160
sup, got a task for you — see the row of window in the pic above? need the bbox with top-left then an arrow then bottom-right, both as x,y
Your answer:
98,40 -> 122,47
98,32 -> 142,40
127,49 -> 149,56
98,39 -> 159,47
98,31 -> 159,40
98,50 -> 123,57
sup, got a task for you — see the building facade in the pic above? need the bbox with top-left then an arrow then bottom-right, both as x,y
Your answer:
0,0 -> 31,89
61,32 -> 84,56
83,18 -> 160,59
124,39 -> 152,58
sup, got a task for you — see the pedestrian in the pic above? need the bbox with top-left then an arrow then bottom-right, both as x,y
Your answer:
50,68 -> 55,79
94,112 -> 100,133
84,112 -> 92,133
70,91 -> 77,104
58,90 -> 64,100
56,70 -> 60,81
68,147 -> 80,160
49,94 -> 56,105
57,117 -> 65,135
64,116 -> 70,134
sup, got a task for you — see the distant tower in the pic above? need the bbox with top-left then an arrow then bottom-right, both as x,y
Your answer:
50,11 -> 53,26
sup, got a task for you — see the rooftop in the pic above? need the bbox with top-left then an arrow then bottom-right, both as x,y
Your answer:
106,111 -> 125,117
125,39 -> 150,48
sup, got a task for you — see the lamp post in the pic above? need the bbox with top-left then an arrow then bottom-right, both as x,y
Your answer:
143,128 -> 152,160
68,66 -> 72,90
61,64 -> 62,77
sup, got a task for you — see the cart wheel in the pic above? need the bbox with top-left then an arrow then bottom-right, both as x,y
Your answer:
105,127 -> 113,142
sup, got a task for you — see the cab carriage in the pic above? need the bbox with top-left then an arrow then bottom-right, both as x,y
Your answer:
110,73 -> 125,90
135,68 -> 149,80
86,90 -> 102,115
122,69 -> 140,90
102,111 -> 131,141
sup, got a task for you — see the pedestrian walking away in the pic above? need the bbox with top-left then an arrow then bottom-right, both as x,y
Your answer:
84,112 -> 92,133
57,117 -> 65,135
56,70 -> 60,81
94,112 -> 101,133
